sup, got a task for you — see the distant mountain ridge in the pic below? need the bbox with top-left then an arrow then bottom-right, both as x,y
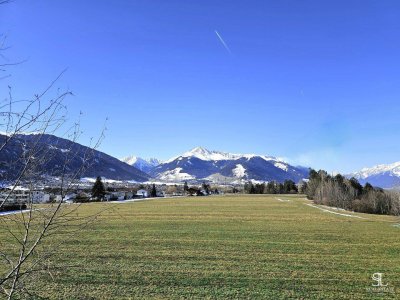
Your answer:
0,134 -> 149,182
1,135 -> 309,185
5,134 -> 399,188
149,147 -> 308,183
121,156 -> 161,173
350,161 -> 400,188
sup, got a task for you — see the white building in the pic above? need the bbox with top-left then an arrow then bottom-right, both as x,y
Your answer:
53,195 -> 62,202
0,186 -> 30,208
107,191 -> 125,201
63,193 -> 77,202
32,191 -> 50,203
136,189 -> 148,198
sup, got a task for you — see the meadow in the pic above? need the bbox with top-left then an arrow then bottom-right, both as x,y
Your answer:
2,195 -> 400,299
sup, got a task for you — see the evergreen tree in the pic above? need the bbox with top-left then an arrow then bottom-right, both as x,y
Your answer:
364,182 -> 374,193
244,182 -> 249,193
255,183 -> 265,194
92,176 -> 105,201
249,182 -> 256,194
150,184 -> 157,197
334,174 -> 345,184
283,180 -> 298,193
202,181 -> 210,195
266,181 -> 277,194
183,181 -> 189,192
349,177 -> 363,196
309,169 -> 319,181
276,183 -> 284,194
299,181 -> 308,194
283,180 -> 291,193
306,169 -> 322,199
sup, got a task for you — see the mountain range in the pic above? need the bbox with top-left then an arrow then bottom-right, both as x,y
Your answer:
124,147 -> 309,184
3,133 -> 400,188
349,161 -> 400,189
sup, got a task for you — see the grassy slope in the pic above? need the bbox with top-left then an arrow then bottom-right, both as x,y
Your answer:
2,195 -> 400,299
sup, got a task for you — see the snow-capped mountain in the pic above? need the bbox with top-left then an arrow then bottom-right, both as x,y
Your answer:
121,156 -> 161,174
151,147 -> 308,183
164,147 -> 280,163
0,134 -> 149,182
350,161 -> 400,188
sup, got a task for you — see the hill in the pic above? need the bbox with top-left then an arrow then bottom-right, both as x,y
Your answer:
0,133 -> 149,182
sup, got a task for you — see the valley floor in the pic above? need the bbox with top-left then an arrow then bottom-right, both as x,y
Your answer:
1,195 -> 399,299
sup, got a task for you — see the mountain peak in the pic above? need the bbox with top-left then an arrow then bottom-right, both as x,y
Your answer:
164,147 -> 282,164
187,146 -> 211,155
182,147 -> 238,161
121,155 -> 161,173
121,155 -> 139,165
349,160 -> 400,189
353,161 -> 400,179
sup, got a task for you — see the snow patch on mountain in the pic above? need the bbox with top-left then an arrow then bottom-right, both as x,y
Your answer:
274,162 -> 288,171
204,173 -> 236,183
157,168 -> 194,182
232,164 -> 246,178
48,145 -> 70,153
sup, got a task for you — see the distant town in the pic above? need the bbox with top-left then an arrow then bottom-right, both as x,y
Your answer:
0,176 -> 306,212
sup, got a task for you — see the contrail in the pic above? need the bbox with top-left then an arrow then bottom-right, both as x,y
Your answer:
215,30 -> 232,54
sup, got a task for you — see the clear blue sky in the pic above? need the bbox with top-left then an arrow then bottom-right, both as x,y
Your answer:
2,0 -> 400,173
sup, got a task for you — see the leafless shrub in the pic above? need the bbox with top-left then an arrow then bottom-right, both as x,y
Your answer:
0,75 -> 108,298
0,5 -> 107,297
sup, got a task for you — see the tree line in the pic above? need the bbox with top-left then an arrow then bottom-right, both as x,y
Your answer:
305,169 -> 400,216
244,180 -> 300,194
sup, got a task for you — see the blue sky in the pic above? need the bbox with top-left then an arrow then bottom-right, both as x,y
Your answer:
2,0 -> 400,173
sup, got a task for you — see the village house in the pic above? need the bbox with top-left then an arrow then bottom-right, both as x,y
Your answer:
106,191 -> 126,201
0,186 -> 29,209
136,189 -> 148,198
125,191 -> 134,200
32,190 -> 51,203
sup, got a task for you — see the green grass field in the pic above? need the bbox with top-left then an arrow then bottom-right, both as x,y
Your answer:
2,195 -> 400,299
